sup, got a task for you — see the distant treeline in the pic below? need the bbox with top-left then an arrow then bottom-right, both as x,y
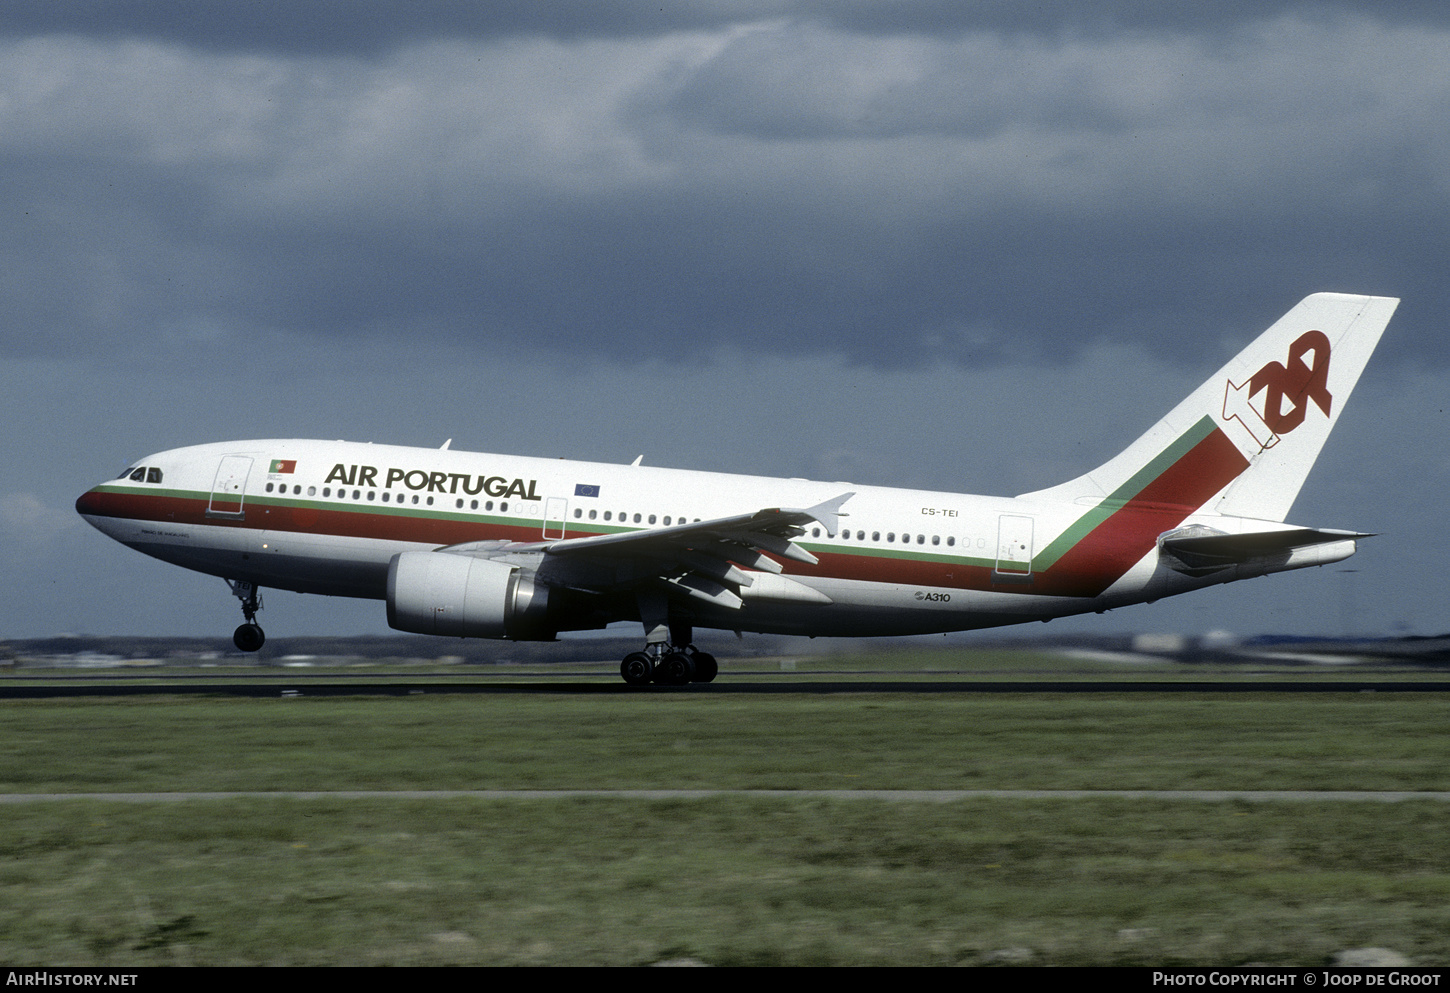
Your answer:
3,631 -> 1447,667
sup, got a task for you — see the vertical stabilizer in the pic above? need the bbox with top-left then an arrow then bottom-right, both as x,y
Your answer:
1020,293 -> 1398,522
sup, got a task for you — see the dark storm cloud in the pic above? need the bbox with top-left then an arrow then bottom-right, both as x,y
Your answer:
8,1 -> 1450,52
2,6 -> 1448,372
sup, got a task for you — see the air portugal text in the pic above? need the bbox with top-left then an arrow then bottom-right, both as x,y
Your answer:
323,463 -> 542,500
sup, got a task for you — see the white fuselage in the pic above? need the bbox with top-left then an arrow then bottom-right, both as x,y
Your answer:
76,437 -> 1348,639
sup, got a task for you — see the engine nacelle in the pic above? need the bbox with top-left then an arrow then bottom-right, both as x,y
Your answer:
386,551 -> 555,640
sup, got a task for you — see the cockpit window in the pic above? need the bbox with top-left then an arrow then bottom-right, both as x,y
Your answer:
121,466 -> 163,483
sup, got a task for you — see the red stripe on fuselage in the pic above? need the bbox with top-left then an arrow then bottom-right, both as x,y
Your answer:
76,490 -> 534,547
1033,425 -> 1250,597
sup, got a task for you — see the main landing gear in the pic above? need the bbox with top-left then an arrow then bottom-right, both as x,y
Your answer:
228,579 -> 265,653
620,644 -> 719,686
620,605 -> 718,686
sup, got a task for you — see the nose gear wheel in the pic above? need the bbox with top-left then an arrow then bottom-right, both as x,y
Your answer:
227,579 -> 266,653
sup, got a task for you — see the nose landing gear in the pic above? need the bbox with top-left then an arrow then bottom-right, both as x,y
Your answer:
227,579 -> 265,652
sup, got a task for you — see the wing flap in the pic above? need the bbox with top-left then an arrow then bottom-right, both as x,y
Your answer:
671,573 -> 745,609
440,491 -> 854,611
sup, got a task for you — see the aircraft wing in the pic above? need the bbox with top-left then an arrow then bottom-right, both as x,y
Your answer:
441,492 -> 855,610
1158,526 -> 1372,576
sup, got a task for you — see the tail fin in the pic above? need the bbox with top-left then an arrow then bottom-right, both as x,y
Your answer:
1020,293 -> 1398,522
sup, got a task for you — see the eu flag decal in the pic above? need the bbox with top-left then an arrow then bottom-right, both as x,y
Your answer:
574,483 -> 600,498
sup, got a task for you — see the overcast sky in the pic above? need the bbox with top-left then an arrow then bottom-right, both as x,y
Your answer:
3,2 -> 1446,643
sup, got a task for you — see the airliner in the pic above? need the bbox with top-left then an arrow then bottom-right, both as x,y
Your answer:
76,293 -> 1396,684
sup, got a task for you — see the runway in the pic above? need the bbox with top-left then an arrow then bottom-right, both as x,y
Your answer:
4,789 -> 1450,803
2,676 -> 1449,697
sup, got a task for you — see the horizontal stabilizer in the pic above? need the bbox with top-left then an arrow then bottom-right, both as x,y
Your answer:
1159,526 -> 1371,575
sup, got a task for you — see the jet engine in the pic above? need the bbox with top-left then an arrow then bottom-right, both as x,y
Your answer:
386,550 -> 555,640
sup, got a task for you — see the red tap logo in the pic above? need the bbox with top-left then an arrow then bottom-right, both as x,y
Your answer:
1222,330 -> 1332,449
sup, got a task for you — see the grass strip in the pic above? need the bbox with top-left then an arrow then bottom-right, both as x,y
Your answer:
2,796 -> 1446,966
3,693 -> 1447,793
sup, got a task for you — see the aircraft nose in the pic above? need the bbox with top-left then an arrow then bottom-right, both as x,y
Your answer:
76,486 -> 107,518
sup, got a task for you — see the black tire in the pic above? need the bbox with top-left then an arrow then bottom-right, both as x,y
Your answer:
620,652 -> 654,686
689,651 -> 718,683
233,623 -> 265,653
656,651 -> 696,686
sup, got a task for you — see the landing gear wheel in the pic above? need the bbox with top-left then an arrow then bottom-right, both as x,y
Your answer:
689,650 -> 718,683
227,580 -> 265,652
233,623 -> 265,653
655,651 -> 696,686
620,652 -> 654,686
